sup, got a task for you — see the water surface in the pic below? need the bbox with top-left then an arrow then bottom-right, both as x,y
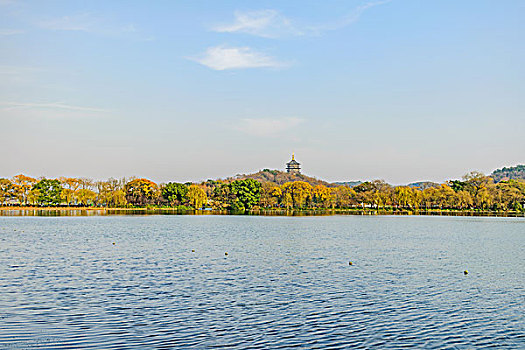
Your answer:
0,216 -> 523,349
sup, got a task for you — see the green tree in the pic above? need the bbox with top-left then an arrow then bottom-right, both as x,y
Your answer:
229,179 -> 262,210
32,179 -> 62,206
162,182 -> 189,206
211,183 -> 234,209
448,180 -> 466,192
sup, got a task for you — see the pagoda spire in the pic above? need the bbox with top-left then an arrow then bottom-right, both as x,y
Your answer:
286,153 -> 301,174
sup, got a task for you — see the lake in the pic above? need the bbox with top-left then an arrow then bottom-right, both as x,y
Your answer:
0,215 -> 523,349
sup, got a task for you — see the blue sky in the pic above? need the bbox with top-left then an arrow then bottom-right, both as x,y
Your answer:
1,0 -> 524,184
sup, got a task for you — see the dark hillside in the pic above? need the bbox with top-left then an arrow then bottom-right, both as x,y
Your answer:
333,181 -> 362,187
230,169 -> 334,187
407,181 -> 440,189
490,165 -> 525,182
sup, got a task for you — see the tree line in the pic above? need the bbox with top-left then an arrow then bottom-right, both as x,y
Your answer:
0,171 -> 524,212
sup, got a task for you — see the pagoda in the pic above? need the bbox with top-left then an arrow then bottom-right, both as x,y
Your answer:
286,153 -> 301,174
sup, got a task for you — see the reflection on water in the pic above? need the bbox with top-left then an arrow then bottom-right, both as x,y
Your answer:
0,215 -> 524,348
0,208 -> 523,217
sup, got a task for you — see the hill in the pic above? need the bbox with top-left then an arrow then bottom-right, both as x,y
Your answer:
490,165 -> 525,182
407,181 -> 440,189
231,169 -> 336,187
332,181 -> 362,188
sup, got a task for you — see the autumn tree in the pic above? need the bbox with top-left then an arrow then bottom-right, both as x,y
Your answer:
280,181 -> 313,208
12,174 -> 36,205
312,185 -> 335,208
96,178 -> 127,207
187,185 -> 207,209
0,178 -> 15,205
27,189 -> 40,206
78,178 -> 94,190
332,186 -> 357,208
456,190 -> 473,209
124,178 -> 159,206
394,186 -> 413,208
76,189 -> 97,206
497,180 -> 525,211
353,181 -> 375,207
461,171 -> 495,208
435,184 -> 456,209
421,187 -> 437,209
259,182 -> 279,208
59,177 -> 83,205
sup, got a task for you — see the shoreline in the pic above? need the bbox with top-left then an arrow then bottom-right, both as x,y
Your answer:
0,207 -> 523,217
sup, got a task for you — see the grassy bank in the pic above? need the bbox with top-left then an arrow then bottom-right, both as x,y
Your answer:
0,206 -> 523,217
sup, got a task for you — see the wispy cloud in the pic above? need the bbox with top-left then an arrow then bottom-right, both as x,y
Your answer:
311,0 -> 391,33
0,66 -> 47,86
191,46 -> 289,70
213,10 -> 302,38
0,65 -> 38,75
236,117 -> 303,137
214,1 -> 390,38
0,101 -> 107,113
38,13 -> 136,36
0,29 -> 24,36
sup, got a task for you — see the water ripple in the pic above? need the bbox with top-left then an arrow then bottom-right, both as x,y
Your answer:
0,215 -> 523,349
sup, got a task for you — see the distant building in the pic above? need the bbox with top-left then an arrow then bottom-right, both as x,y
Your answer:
286,153 -> 301,174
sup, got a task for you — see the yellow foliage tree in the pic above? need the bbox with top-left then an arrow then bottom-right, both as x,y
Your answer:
280,181 -> 313,208
12,174 -> 36,205
313,185 -> 335,208
187,185 -> 207,209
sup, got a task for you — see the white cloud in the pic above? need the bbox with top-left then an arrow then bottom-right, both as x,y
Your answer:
0,101 -> 107,114
38,13 -> 136,36
0,29 -> 24,36
215,1 -> 391,38
0,65 -> 41,75
236,117 -> 303,137
213,10 -> 302,38
192,46 -> 288,70
313,0 -> 391,32
0,102 -> 110,122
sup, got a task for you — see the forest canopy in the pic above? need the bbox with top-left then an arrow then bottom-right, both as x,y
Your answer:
0,166 -> 524,212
